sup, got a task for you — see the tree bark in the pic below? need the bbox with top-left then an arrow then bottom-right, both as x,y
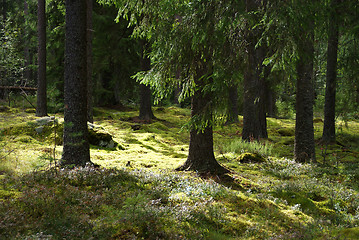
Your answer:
226,84 -> 239,124
176,65 -> 229,175
294,30 -> 316,163
23,1 -> 32,86
62,0 -> 91,166
138,40 -> 155,121
87,0 -> 93,123
322,0 -> 340,144
242,0 -> 268,141
36,0 -> 47,117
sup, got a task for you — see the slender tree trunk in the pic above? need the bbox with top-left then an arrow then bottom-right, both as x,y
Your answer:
2,0 -> 5,25
87,0 -> 93,123
36,0 -> 47,117
23,1 -> 31,86
322,0 -> 340,144
138,40 -> 155,121
226,84 -> 239,124
294,30 -> 316,163
62,0 -> 91,166
242,0 -> 268,141
176,66 -> 228,175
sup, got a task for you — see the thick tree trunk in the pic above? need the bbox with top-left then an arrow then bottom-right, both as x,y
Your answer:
62,0 -> 91,166
242,45 -> 268,140
176,67 -> 229,175
36,0 -> 47,117
87,0 -> 93,123
294,31 -> 316,163
138,40 -> 155,121
322,0 -> 339,144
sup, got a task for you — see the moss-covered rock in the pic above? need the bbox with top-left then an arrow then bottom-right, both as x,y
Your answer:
237,152 -> 266,163
337,227 -> 359,240
277,128 -> 295,136
88,123 -> 122,149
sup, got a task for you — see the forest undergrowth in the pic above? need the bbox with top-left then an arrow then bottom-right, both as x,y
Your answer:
1,102 -> 359,239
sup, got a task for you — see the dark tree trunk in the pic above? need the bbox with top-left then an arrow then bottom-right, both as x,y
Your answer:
322,0 -> 340,144
87,0 -> 93,123
226,84 -> 239,124
2,0 -> 5,25
23,1 -> 32,86
242,44 -> 268,140
242,0 -> 268,141
176,66 -> 229,175
138,40 -> 155,121
36,0 -> 47,117
294,31 -> 316,163
62,0 -> 91,166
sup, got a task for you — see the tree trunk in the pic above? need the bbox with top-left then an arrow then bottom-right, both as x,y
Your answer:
2,0 -> 5,25
226,84 -> 239,124
176,66 -> 229,175
23,1 -> 32,86
36,0 -> 47,117
138,40 -> 155,121
62,0 -> 91,166
322,0 -> 340,144
294,31 -> 316,163
242,0 -> 268,141
87,0 -> 93,123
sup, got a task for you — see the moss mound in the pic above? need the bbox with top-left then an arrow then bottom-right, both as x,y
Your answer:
237,152 -> 266,163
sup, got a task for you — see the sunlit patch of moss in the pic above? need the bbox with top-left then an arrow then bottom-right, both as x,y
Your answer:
336,227 -> 359,239
0,189 -> 21,201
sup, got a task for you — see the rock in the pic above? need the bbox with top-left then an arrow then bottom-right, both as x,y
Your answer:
237,152 -> 266,163
131,124 -> 141,131
88,123 -> 120,149
277,128 -> 294,136
0,106 -> 9,112
36,116 -> 56,126
35,126 -> 44,134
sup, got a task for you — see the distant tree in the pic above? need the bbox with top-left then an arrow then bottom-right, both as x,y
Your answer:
62,0 -> 91,166
226,84 -> 239,124
295,30 -> 316,163
87,0 -> 93,123
36,0 -> 47,117
322,0 -> 340,144
138,40 -> 155,121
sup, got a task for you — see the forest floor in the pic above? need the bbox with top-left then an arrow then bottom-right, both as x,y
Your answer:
1,101 -> 359,239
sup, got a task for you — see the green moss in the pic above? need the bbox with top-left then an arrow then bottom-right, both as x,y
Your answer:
237,152 -> 266,163
0,189 -> 21,201
277,128 -> 295,136
337,227 -> 359,239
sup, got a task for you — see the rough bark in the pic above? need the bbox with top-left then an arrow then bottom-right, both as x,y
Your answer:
36,0 -> 47,117
23,1 -> 32,86
226,84 -> 239,124
138,40 -> 155,121
62,0 -> 91,166
294,31 -> 316,163
2,0 -> 5,25
242,0 -> 268,141
322,0 -> 340,144
176,66 -> 229,175
87,0 -> 93,123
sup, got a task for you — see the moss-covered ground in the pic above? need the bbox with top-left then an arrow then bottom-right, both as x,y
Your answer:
1,102 -> 359,239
